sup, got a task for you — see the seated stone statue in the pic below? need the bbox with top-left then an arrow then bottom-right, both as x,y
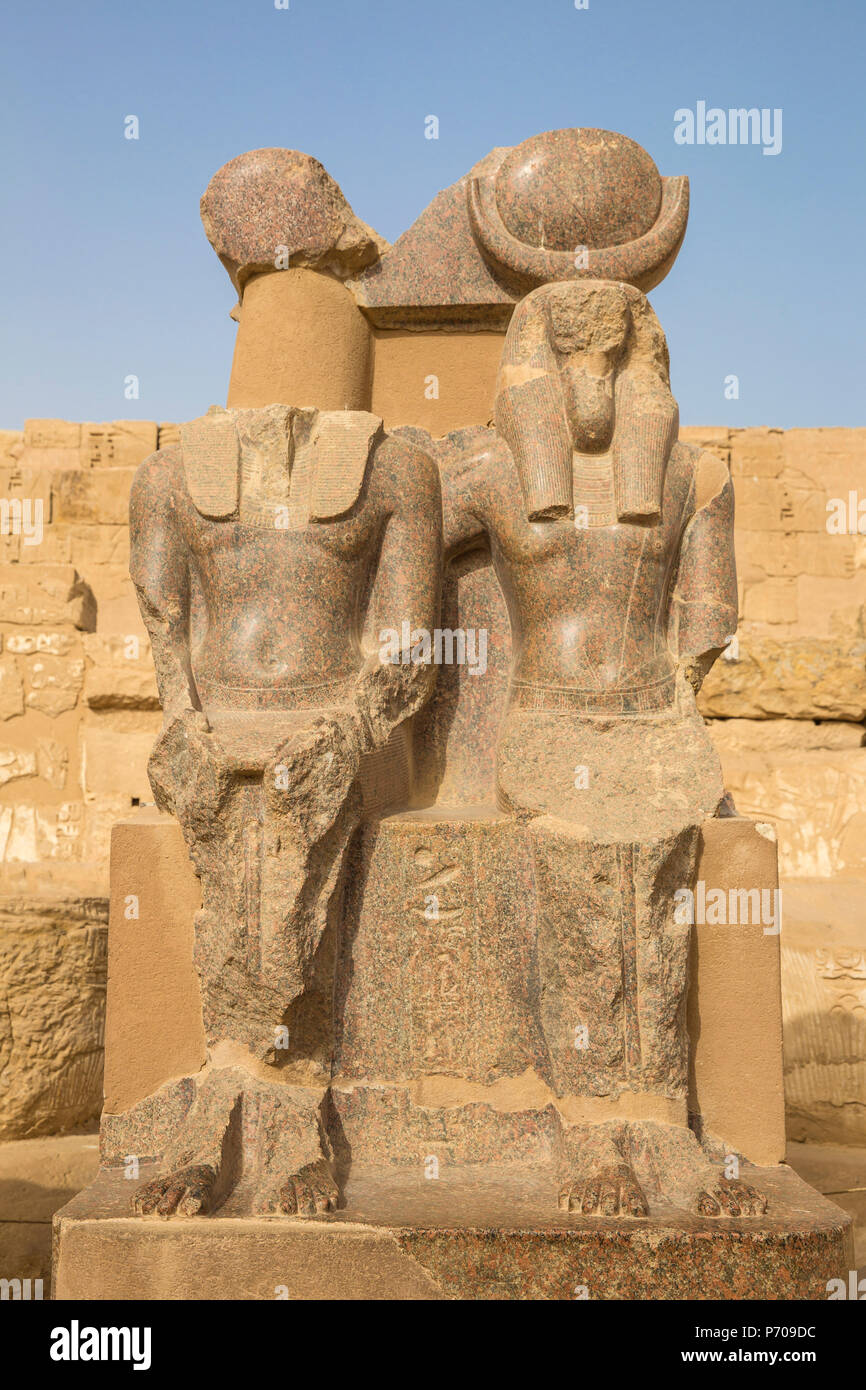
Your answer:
430,279 -> 768,1216
52,139 -> 850,1304
127,398 -> 441,1217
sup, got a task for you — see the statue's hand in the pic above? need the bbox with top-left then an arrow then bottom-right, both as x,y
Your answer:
266,713 -> 363,848
148,706 -> 230,829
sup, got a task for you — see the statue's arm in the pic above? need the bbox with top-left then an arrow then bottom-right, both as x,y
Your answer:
130,448 -> 232,829
129,448 -> 198,723
391,424 -> 492,558
352,436 -> 443,750
440,449 -> 492,558
669,451 -> 738,695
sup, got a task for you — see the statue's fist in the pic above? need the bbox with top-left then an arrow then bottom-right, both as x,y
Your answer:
148,707 -> 230,828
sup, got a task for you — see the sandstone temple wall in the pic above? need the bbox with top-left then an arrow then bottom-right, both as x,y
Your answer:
0,419 -> 862,1142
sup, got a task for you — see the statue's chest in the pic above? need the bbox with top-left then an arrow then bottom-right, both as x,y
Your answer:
187,507 -> 379,572
495,514 -> 677,580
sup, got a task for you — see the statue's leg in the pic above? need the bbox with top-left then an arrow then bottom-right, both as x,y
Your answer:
528,815 -> 649,1215
243,772 -> 363,1214
187,764 -> 360,1065
528,812 -> 767,1216
192,778 -> 265,1049
133,769 -> 360,1218
625,826 -> 767,1215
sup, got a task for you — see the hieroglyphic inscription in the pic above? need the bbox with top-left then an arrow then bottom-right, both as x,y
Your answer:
405,841 -> 472,1070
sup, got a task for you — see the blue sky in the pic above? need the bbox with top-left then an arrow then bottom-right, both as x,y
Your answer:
1,0 -> 863,428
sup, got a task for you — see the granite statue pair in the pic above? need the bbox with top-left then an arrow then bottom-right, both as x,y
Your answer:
128,277 -> 768,1221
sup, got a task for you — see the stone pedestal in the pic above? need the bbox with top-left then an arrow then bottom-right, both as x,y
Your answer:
54,1162 -> 852,1301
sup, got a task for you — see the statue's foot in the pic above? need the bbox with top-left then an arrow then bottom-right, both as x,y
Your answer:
129,1067 -> 337,1219
277,1157 -> 340,1216
627,1121 -> 769,1218
694,1175 -> 768,1218
133,1162 -> 220,1218
557,1121 -> 648,1217
131,1068 -> 244,1218
559,1161 -> 648,1217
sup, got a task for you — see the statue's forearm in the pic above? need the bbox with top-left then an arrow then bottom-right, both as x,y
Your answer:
135,582 -> 197,720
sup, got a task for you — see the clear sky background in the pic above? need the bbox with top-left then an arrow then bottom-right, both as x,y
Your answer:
1,0 -> 863,429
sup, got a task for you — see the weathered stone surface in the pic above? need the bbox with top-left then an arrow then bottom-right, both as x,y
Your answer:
0,748 -> 36,786
0,896 -> 107,1140
81,715 -> 159,801
20,419 -> 80,470
83,563 -> 141,634
699,636 -> 866,720
53,1162 -> 852,1300
787,1141 -> 866,1267
0,1133 -> 99,1291
0,660 -> 24,719
36,737 -> 69,789
337,810 -> 544,1087
780,879 -> 866,1145
79,793 -> 134,876
80,421 -> 157,470
711,724 -> 866,877
708,717 -> 864,752
0,463 -> 52,513
0,430 -> 24,467
67,523 -> 129,567
201,148 -> 385,294
83,633 -> 159,709
0,802 -> 100,876
23,420 -> 80,451
679,426 -> 731,465
730,427 -> 785,479
0,564 -> 95,629
354,128 -> 688,323
51,468 -> 138,526
4,630 -> 76,657
96,810 -> 787,1172
22,652 -> 84,716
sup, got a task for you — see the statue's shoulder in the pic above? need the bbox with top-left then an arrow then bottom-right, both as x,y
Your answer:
130,442 -> 185,502
669,438 -> 702,475
389,423 -> 509,488
669,440 -> 732,514
371,424 -> 441,504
